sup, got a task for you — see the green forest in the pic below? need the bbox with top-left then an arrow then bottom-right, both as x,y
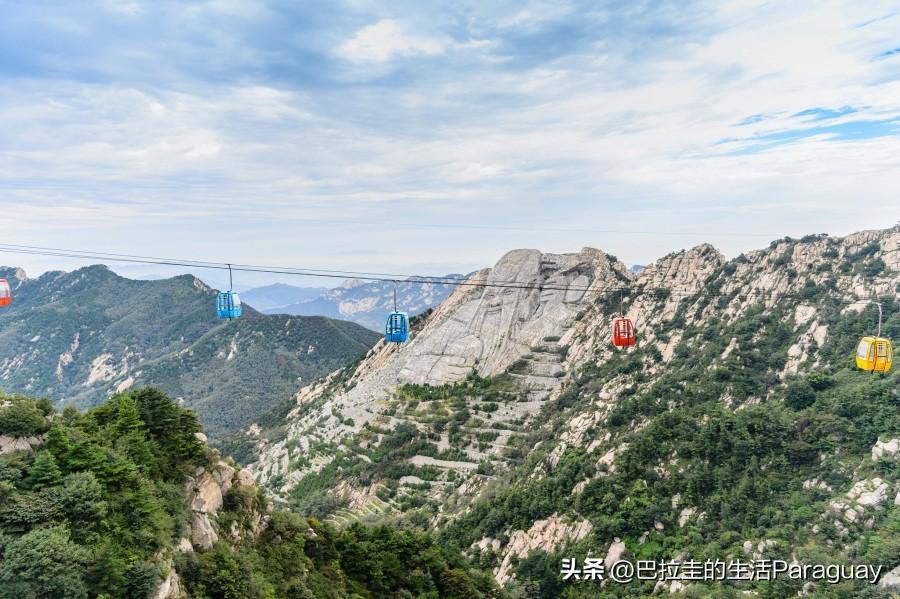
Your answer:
0,389 -> 501,598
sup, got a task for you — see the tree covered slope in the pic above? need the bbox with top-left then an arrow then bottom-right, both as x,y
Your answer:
0,390 -> 500,598
0,265 -> 379,438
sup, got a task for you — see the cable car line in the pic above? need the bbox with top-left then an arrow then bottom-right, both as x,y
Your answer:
0,244 -> 895,306
0,242 -> 893,363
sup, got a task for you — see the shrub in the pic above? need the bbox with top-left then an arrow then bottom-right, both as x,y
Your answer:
784,380 -> 815,410
0,400 -> 48,437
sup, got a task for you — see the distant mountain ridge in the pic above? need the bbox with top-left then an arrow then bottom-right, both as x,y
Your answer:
240,283 -> 329,312
0,265 -> 379,438
257,274 -> 466,331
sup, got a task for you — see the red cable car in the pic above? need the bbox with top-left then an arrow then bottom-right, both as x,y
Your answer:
612,317 -> 634,347
0,279 -> 11,308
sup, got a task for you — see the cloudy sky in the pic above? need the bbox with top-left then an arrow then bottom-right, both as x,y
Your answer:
1,0 -> 899,288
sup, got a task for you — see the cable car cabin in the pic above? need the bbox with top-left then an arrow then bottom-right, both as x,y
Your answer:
216,291 -> 242,319
385,311 -> 409,344
612,317 -> 635,348
0,279 -> 11,308
856,336 -> 893,373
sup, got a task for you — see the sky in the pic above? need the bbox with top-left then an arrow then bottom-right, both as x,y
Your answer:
1,0 -> 899,289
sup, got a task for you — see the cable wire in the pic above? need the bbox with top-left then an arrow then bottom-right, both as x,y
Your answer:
0,243 -> 893,306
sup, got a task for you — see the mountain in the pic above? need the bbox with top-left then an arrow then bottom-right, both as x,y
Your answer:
264,275 -> 465,331
240,283 -> 329,312
243,226 -> 900,595
0,265 -> 379,438
0,389 -> 499,598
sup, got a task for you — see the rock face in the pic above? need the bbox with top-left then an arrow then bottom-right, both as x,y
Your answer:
0,434 -> 44,455
493,515 -> 593,585
151,570 -> 183,599
184,460 -> 254,549
251,247 -> 628,491
880,564 -> 900,589
392,248 -> 610,383
872,438 -> 900,461
153,442 -> 265,598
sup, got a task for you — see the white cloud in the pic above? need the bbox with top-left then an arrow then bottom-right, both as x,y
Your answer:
3,1 -> 900,276
336,19 -> 447,63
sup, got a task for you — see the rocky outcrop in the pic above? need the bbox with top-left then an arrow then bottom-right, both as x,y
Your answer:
252,247 -> 629,491
872,438 -> 900,461
154,445 -> 265,597
183,459 -> 251,549
151,569 -> 184,599
826,478 -> 892,528
0,434 -> 44,455
880,564 -> 900,590
494,515 -> 593,585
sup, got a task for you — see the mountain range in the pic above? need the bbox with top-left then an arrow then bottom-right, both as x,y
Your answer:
242,225 -> 900,595
0,265 -> 379,438
243,275 -> 465,331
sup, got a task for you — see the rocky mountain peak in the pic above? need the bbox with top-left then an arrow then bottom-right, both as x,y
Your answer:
636,243 -> 724,291
338,278 -> 366,289
250,246 -> 635,494
0,266 -> 29,285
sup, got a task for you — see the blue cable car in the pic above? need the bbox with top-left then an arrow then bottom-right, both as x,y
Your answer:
385,311 -> 409,343
385,286 -> 408,343
216,291 -> 242,319
217,264 -> 242,319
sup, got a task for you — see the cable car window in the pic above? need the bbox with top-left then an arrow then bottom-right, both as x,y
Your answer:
857,341 -> 869,359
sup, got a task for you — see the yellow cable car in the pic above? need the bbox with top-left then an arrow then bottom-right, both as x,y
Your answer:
856,336 -> 892,372
856,302 -> 892,373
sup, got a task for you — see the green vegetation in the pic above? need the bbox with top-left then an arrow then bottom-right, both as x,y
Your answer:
0,265 -> 379,440
178,515 -> 501,599
0,388 -> 205,598
438,295 -> 900,597
0,389 -> 500,598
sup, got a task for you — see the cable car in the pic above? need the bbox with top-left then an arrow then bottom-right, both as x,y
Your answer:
385,286 -> 408,343
0,279 -> 11,308
216,291 -> 242,320
386,311 -> 409,343
856,337 -> 892,372
612,317 -> 635,348
856,302 -> 892,373
216,264 -> 242,319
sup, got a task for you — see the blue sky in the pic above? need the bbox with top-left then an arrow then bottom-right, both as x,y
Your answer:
0,0 -> 899,288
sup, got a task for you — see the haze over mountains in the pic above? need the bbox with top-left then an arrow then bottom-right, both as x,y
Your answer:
0,265 -> 379,438
243,275 -> 466,331
243,225 -> 900,594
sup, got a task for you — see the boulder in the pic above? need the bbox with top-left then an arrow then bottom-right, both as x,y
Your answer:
849,478 -> 889,508
0,435 -> 43,455
237,468 -> 256,487
191,513 -> 219,549
872,438 -> 900,461
152,571 -> 184,599
215,463 -> 236,496
604,538 -> 626,570
190,472 -> 224,513
879,564 -> 900,589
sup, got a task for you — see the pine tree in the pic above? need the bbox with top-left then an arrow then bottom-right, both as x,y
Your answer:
26,450 -> 62,488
